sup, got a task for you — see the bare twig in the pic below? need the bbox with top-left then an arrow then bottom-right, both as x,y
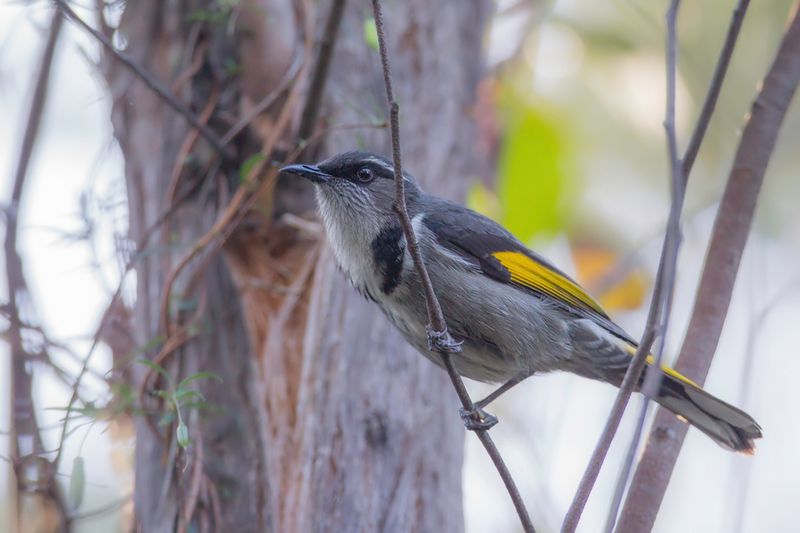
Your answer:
604,2 -> 753,529
54,151 -> 214,460
561,3 -> 685,531
221,54 -> 303,145
617,3 -> 800,531
54,0 -> 235,160
297,0 -> 347,143
682,0 -> 752,178
370,2 -> 534,531
5,8 -> 68,528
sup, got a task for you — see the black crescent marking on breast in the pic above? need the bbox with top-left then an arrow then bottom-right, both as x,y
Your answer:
371,225 -> 405,295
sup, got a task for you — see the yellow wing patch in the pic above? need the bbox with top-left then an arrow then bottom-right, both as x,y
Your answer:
492,251 -> 607,316
645,355 -> 699,388
622,345 -> 700,388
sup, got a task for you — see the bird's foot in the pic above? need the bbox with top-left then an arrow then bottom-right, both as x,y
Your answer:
426,326 -> 463,353
459,406 -> 499,431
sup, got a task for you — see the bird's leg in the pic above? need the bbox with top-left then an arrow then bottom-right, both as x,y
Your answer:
459,372 -> 531,431
474,372 -> 530,410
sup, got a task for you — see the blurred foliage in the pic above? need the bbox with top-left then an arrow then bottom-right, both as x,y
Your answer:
470,0 -> 799,314
363,17 -> 379,51
496,90 -> 573,242
135,359 -> 222,450
573,245 -> 649,311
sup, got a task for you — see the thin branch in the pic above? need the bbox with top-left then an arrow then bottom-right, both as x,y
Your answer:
7,0 -> 63,440
370,2 -> 534,532
682,0 -> 752,178
561,2 -> 684,530
604,1 -> 753,529
52,148 -> 216,463
617,3 -> 800,531
54,0 -> 235,161
297,0 -> 347,144
221,54 -> 303,145
5,8 -> 68,529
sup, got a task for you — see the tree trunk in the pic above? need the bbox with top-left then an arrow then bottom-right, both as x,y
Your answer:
101,0 -> 488,530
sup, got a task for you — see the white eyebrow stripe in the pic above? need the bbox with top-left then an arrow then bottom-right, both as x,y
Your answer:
364,156 -> 412,182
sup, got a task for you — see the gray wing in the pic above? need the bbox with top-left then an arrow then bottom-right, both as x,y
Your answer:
419,196 -> 637,346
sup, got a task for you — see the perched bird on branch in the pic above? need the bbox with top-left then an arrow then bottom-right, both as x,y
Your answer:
282,151 -> 762,453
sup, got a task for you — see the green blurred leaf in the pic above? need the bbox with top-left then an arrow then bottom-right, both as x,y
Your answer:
136,358 -> 172,384
239,153 -> 266,183
179,401 -> 212,412
176,423 -> 190,449
363,18 -> 379,51
174,389 -> 206,403
466,182 -> 501,220
174,295 -> 198,312
186,9 -> 227,24
497,101 -> 570,242
178,371 -> 223,391
158,411 -> 175,427
69,456 -> 85,510
152,390 -> 172,401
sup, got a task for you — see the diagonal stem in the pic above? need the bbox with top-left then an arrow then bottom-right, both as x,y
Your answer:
604,1 -> 753,530
54,0 -> 235,161
617,3 -> 800,530
370,1 -> 535,531
561,2 -> 685,531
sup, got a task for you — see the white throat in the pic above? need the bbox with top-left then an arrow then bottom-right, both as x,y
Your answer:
315,187 -> 384,298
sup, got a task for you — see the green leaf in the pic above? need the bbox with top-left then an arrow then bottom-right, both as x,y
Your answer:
186,9 -> 226,24
239,153 -> 266,183
176,423 -> 190,449
136,358 -> 172,384
363,18 -> 379,51
466,182 -> 501,220
497,102 -> 571,242
174,389 -> 206,403
158,411 -> 175,427
179,401 -> 211,412
69,456 -> 85,510
174,296 -> 198,312
223,58 -> 242,77
152,389 -> 173,401
178,371 -> 223,390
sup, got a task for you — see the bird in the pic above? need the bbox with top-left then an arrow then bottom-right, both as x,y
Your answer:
281,150 -> 762,453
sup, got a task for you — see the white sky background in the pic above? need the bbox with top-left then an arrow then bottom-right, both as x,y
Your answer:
2,1 -> 799,532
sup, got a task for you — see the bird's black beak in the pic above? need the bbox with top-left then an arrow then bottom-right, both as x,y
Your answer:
280,163 -> 332,184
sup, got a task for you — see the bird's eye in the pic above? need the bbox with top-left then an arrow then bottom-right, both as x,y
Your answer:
356,167 -> 375,183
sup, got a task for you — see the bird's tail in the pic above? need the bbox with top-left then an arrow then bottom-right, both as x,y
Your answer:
643,364 -> 762,454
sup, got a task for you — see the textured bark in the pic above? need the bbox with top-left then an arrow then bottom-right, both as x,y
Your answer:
102,1 -> 488,531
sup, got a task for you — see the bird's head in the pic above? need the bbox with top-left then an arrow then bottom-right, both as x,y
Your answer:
281,151 -> 422,227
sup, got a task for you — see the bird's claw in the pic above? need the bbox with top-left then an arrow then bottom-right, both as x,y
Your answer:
459,406 -> 499,431
426,326 -> 463,353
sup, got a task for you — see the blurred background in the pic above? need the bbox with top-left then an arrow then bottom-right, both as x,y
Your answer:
1,0 -> 798,531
